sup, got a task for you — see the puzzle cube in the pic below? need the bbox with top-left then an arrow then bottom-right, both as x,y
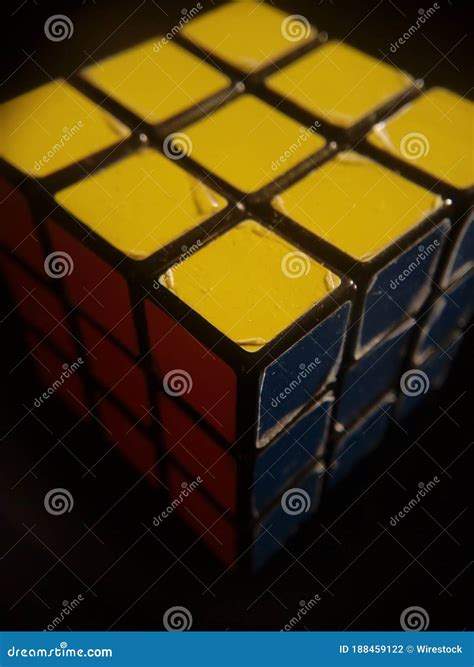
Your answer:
1,1 -> 472,571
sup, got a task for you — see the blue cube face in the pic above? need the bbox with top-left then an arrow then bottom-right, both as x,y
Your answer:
415,269 -> 474,363
328,394 -> 395,486
252,393 -> 333,515
443,209 -> 474,286
398,333 -> 464,420
252,464 -> 325,570
258,302 -> 350,446
336,319 -> 414,428
357,222 -> 449,356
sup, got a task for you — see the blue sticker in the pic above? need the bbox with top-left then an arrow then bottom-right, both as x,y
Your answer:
329,396 -> 394,486
252,464 -> 325,570
337,322 -> 413,427
258,302 -> 350,444
359,222 -> 449,353
416,270 -> 474,360
253,394 -> 332,514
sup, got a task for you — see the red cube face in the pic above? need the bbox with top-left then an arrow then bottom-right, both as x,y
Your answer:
25,330 -> 89,417
1,256 -> 77,356
79,317 -> 150,422
47,220 -> 139,353
145,300 -> 237,442
158,394 -> 238,513
0,178 -> 45,274
96,397 -> 159,484
166,462 -> 238,566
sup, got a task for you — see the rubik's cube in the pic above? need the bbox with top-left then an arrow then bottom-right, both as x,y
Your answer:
1,1 -> 472,569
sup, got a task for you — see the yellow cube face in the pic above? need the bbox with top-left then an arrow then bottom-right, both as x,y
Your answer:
1,80 -> 130,177
368,88 -> 473,190
183,95 -> 326,193
55,148 -> 227,259
266,41 -> 414,129
182,1 -> 317,73
81,38 -> 231,125
160,219 -> 340,352
272,152 -> 442,261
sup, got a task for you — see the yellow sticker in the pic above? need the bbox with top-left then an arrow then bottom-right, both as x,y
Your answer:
272,152 -> 442,261
81,38 -> 230,124
55,148 -> 227,259
1,80 -> 130,177
160,219 -> 339,352
182,1 -> 317,72
368,88 -> 473,190
266,41 -> 413,128
184,95 -> 326,192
